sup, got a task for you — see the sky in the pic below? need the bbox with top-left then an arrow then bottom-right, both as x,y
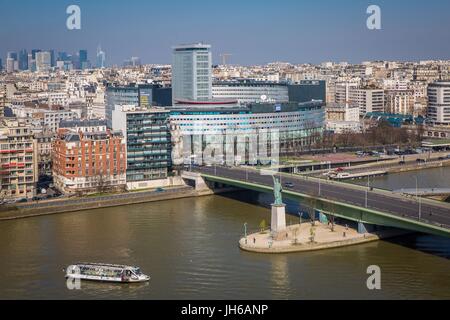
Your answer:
1,0 -> 450,66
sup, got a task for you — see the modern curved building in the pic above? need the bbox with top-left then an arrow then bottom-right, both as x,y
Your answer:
169,101 -> 325,163
212,80 -> 289,104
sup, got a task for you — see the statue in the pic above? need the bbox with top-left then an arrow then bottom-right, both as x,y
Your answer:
272,176 -> 283,206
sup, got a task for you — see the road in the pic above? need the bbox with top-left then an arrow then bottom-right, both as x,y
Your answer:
307,153 -> 450,177
193,166 -> 450,229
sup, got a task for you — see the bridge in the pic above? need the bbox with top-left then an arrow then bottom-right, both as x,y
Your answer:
187,166 -> 450,238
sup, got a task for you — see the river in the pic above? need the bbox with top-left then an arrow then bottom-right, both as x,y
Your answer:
351,166 -> 450,197
0,177 -> 449,299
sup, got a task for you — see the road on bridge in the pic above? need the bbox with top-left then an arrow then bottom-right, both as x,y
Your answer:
193,166 -> 450,230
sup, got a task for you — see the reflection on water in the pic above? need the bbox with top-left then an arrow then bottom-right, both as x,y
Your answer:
269,255 -> 290,299
351,166 -> 450,191
0,191 -> 449,300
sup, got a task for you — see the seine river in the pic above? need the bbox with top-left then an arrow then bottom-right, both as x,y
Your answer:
0,168 -> 449,300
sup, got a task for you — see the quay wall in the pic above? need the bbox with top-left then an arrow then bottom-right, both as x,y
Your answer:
0,187 -> 236,221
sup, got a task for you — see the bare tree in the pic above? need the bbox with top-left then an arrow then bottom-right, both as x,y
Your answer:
95,172 -> 108,194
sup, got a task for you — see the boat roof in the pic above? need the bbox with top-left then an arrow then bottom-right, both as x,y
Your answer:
75,263 -> 139,269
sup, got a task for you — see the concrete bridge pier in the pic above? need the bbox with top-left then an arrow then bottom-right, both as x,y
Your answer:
358,221 -> 377,234
181,171 -> 211,191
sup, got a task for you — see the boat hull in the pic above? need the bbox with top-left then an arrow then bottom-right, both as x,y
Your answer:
66,275 -> 150,283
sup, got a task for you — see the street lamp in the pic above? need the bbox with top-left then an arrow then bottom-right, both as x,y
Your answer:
318,178 -> 321,196
365,175 -> 371,208
413,176 -> 422,220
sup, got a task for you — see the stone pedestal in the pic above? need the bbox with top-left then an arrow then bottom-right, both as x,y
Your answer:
271,204 -> 287,234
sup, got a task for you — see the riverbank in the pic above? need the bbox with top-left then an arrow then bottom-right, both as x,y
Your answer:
239,222 -> 413,254
0,186 -> 236,221
306,151 -> 450,178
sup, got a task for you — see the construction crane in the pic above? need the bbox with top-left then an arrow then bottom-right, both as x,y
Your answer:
220,53 -> 233,66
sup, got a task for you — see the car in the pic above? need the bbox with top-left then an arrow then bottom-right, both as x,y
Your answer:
17,198 -> 28,203
398,161 -> 406,165
438,156 -> 445,161
155,187 -> 165,193
284,182 -> 294,188
416,158 -> 426,163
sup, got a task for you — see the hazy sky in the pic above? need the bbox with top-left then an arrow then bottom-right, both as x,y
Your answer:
1,0 -> 450,65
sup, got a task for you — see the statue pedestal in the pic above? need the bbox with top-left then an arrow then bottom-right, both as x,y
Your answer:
271,204 -> 286,235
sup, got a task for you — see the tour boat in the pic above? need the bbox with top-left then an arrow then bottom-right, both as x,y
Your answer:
65,263 -> 150,283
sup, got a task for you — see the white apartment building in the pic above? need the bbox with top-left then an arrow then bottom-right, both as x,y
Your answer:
326,104 -> 360,122
427,81 -> 450,125
334,81 -> 384,115
351,88 -> 385,115
13,107 -> 76,132
382,79 -> 409,91
385,90 -> 416,115
172,43 -> 212,103
43,110 -> 76,132
48,91 -> 69,107
334,82 -> 359,105
0,120 -> 38,200
91,87 -> 106,119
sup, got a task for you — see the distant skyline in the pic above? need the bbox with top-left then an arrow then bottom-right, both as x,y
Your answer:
1,0 -> 450,66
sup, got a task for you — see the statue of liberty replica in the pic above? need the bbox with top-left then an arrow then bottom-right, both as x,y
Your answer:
271,176 -> 286,236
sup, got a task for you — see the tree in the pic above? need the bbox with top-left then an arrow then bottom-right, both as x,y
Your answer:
329,202 -> 336,232
94,172 -> 108,194
0,190 -> 7,207
309,226 -> 316,244
308,197 -> 317,226
259,219 -> 267,233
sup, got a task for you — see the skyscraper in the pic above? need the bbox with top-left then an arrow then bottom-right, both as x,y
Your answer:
27,54 -> 36,72
49,49 -> 56,67
6,58 -> 15,73
58,51 -> 69,61
96,45 -> 106,69
79,49 -> 88,69
35,51 -> 51,72
7,52 -> 18,61
31,49 -> 41,60
18,49 -> 28,71
172,43 -> 212,103
131,57 -> 141,67
0,58 -> 3,71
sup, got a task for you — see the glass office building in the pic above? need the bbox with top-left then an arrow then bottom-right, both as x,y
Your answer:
106,85 -> 140,128
112,106 -> 171,190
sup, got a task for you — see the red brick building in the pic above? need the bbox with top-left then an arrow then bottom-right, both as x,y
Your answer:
53,127 -> 126,194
